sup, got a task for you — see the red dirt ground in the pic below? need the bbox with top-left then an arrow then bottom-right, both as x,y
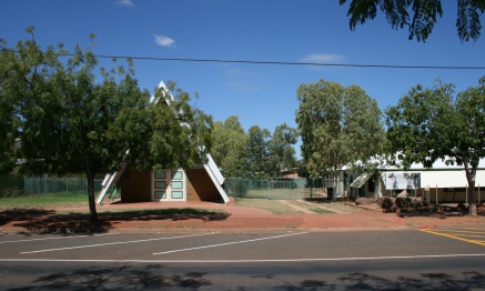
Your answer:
1,200 -> 484,233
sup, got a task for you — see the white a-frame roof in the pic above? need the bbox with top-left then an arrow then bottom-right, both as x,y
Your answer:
97,81 -> 229,204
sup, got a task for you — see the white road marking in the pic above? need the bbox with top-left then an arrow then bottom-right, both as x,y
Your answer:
2,253 -> 485,263
21,233 -> 214,254
153,232 -> 308,255
0,233 -> 119,244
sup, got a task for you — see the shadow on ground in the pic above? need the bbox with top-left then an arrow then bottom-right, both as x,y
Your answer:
6,265 -> 211,291
0,209 -> 56,227
250,271 -> 485,290
2,208 -> 229,234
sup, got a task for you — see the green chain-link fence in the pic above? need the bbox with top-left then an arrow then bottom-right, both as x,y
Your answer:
0,174 -> 24,197
225,179 -> 326,200
0,174 -> 102,198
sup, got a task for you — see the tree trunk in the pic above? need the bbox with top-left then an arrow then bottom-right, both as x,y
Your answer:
332,171 -> 337,202
86,168 -> 99,222
464,163 -> 478,217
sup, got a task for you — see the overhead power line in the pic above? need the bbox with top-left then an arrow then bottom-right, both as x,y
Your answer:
91,54 -> 485,70
2,48 -> 484,70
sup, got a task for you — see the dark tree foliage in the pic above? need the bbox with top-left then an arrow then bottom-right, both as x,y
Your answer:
340,0 -> 485,42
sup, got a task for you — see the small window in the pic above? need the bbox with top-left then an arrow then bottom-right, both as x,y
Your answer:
155,171 -> 166,179
172,171 -> 183,179
171,181 -> 183,189
154,191 -> 166,199
154,181 -> 166,189
171,191 -> 183,199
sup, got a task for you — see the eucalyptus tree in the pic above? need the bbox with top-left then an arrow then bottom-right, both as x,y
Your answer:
210,115 -> 247,177
267,123 -> 299,178
296,79 -> 385,193
0,40 -> 20,173
343,85 -> 386,168
386,77 -> 485,216
245,125 -> 271,179
340,0 -> 485,42
0,29 -> 213,221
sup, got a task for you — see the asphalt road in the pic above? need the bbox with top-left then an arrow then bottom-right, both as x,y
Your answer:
1,228 -> 485,290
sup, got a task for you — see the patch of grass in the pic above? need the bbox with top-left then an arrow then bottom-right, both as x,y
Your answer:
291,200 -> 334,214
310,208 -> 333,214
236,189 -> 306,200
235,199 -> 302,214
304,201 -> 363,213
0,192 -> 89,209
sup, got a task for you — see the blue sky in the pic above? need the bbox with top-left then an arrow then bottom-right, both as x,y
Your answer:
1,0 -> 485,140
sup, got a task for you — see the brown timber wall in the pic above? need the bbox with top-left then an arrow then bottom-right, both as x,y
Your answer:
186,169 -> 219,202
120,170 -> 151,202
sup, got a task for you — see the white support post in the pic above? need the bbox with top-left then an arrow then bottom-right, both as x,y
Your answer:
425,184 -> 430,205
96,173 -> 116,204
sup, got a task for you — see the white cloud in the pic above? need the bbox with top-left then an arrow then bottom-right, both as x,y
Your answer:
117,0 -> 134,7
300,54 -> 345,63
154,35 -> 175,47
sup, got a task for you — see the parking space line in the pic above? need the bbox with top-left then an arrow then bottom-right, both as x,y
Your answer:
0,233 -> 119,244
420,229 -> 485,247
153,232 -> 308,255
21,232 -> 214,254
430,229 -> 485,234
3,253 -> 485,263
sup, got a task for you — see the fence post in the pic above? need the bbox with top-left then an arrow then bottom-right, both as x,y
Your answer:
23,176 -> 27,195
266,180 -> 270,199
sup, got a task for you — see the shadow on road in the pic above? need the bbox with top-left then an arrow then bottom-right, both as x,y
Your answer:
4,266 -> 485,290
251,271 -> 485,290
2,208 -> 230,234
6,265 -> 211,291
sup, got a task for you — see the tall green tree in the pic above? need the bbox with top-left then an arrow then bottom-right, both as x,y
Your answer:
267,123 -> 299,178
210,115 -> 247,177
386,77 -> 485,216
296,79 -> 385,193
246,125 -> 271,178
343,85 -> 386,167
340,0 -> 485,42
0,29 -> 212,221
297,80 -> 344,186
0,39 -> 21,173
